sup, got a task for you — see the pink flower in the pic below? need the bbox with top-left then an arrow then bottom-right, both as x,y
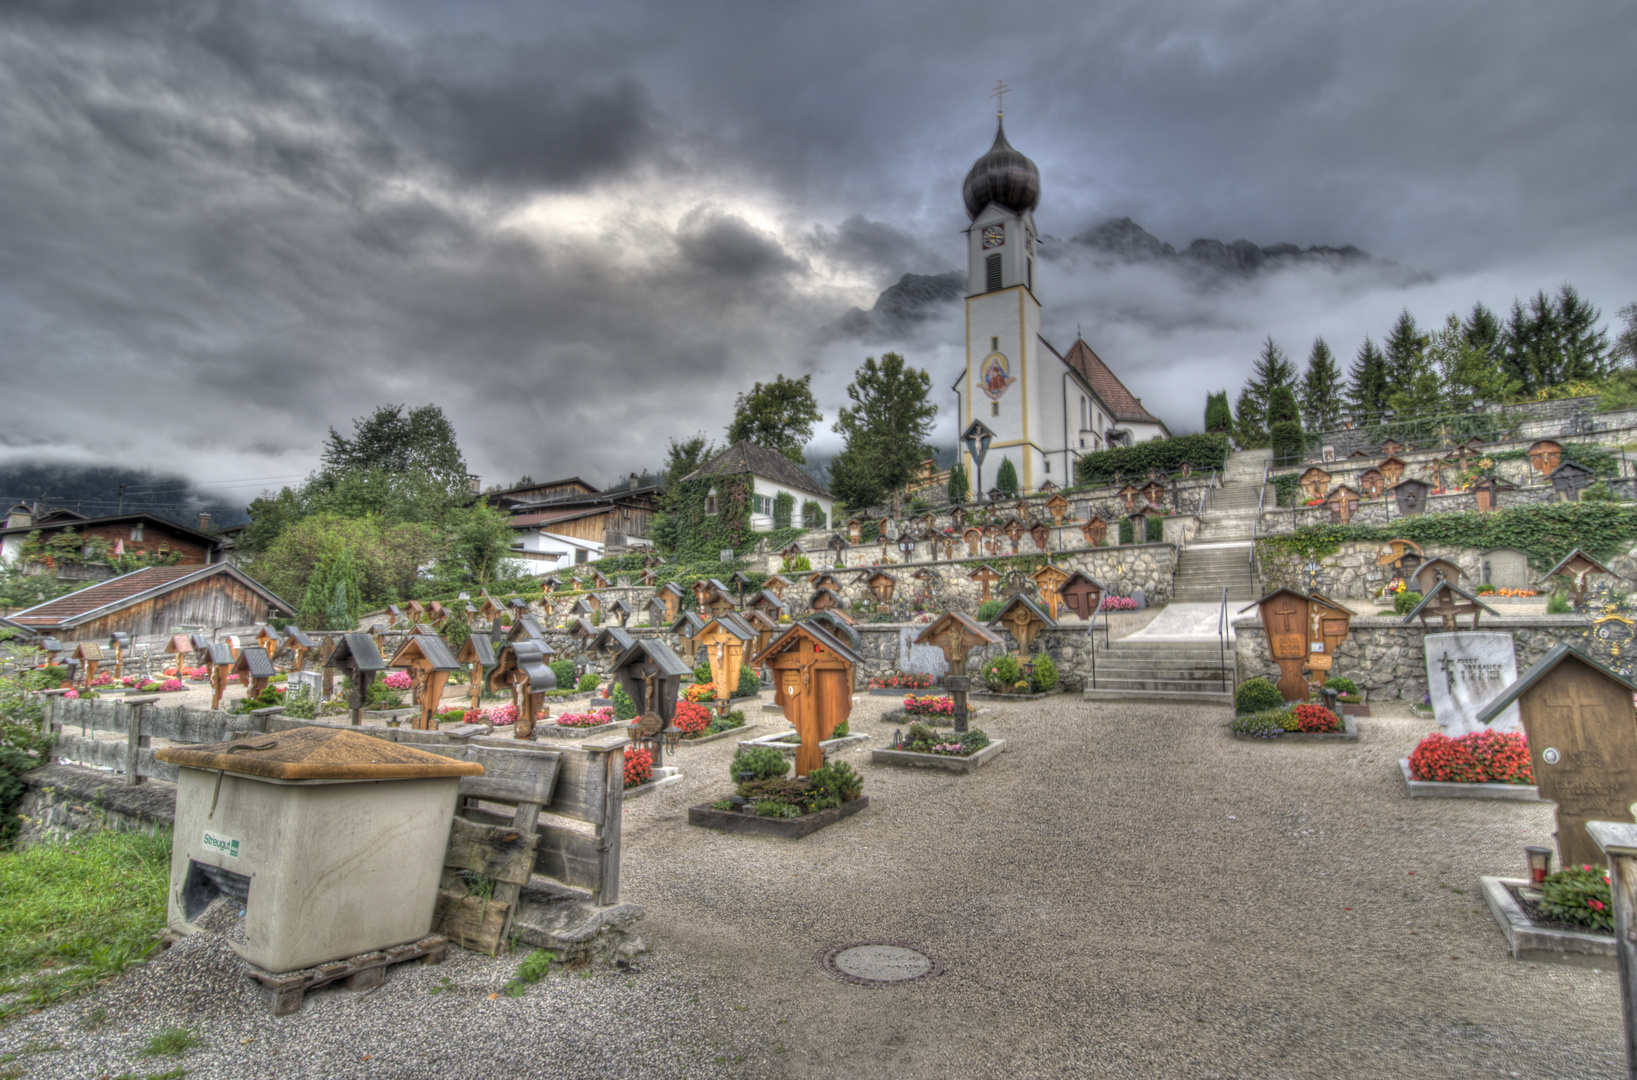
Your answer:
63,689 -> 79,699
161,679 -> 183,692
1589,899 -> 1606,912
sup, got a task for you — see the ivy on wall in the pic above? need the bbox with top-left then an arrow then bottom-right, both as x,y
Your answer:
650,473 -> 754,562
1255,502 -> 1637,572
1075,433 -> 1230,486
773,491 -> 794,529
1272,475 -> 1300,508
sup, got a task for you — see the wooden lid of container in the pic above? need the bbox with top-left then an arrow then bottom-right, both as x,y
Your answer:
155,726 -> 484,781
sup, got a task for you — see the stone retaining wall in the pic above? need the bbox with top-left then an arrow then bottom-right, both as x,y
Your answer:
16,763 -> 177,848
1231,614 -> 1592,701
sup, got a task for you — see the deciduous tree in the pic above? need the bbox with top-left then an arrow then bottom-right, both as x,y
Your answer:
828,353 -> 937,508
726,374 -> 823,464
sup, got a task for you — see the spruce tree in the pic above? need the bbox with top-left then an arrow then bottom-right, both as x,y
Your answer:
1346,336 -> 1390,417
995,457 -> 1019,497
1298,338 -> 1342,432
1383,310 -> 1434,408
1245,337 -> 1296,421
1232,386 -> 1265,449
1556,284 -> 1610,380
947,461 -> 969,505
1463,302 -> 1502,353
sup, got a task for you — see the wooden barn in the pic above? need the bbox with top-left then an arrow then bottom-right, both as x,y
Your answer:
7,564 -> 293,642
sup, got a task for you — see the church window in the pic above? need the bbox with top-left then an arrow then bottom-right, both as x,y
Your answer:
991,401 -> 999,418
991,336 -> 999,351
1027,259 -> 1033,292
1080,397 -> 1087,430
1044,460 -> 1050,474
985,254 -> 1002,292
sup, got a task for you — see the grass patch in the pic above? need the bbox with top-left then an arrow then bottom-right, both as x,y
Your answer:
0,829 -> 171,1023
138,1027 -> 202,1057
111,1069 -> 188,1080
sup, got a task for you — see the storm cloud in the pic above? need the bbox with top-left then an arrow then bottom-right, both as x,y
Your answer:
0,0 -> 1632,507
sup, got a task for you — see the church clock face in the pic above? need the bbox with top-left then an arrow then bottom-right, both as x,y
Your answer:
981,225 -> 1005,249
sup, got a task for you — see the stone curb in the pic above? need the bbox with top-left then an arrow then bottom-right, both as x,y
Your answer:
1480,876 -> 1614,966
687,796 -> 869,839
675,723 -> 756,746
736,731 -> 873,756
870,740 -> 1007,773
622,767 -> 683,801
1398,759 -> 1544,801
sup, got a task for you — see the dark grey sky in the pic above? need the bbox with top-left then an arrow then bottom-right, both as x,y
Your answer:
2,0 -> 1633,505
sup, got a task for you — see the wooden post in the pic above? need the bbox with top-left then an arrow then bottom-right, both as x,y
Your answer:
1588,821 -> 1637,1080
122,695 -> 160,786
585,734 -> 628,906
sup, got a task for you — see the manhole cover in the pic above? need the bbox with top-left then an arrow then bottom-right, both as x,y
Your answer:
815,942 -> 942,986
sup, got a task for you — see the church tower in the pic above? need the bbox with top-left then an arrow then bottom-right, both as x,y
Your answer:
959,109 -> 1044,493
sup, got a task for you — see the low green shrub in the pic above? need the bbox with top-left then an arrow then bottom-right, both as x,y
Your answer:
1232,708 -> 1291,739
735,664 -> 762,698
694,660 -> 713,684
705,710 -> 747,735
1547,590 -> 1572,614
831,718 -> 849,737
982,655 -> 1023,692
755,799 -> 801,819
1235,677 -> 1284,715
610,682 -> 637,721
549,659 -> 576,689
1030,652 -> 1059,693
960,728 -> 990,753
1324,676 -> 1358,695
729,746 -> 790,782
1539,864 -> 1614,933
976,599 -> 1002,622
1145,515 -> 1164,542
1393,590 -> 1423,615
807,759 -> 862,806
282,686 -> 318,720
1119,519 -> 1134,544
576,672 -> 601,692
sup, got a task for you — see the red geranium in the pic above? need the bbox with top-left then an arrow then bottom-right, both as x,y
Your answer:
623,746 -> 654,788
1408,730 -> 1533,784
1292,703 -> 1341,733
672,700 -> 711,735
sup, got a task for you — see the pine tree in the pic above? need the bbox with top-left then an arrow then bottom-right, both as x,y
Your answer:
995,457 -> 1019,497
1557,284 -> 1610,380
1346,336 -> 1390,417
1463,302 -> 1502,353
1203,390 -> 1233,433
1232,386 -> 1265,450
1383,310 -> 1435,408
1429,312 -> 1514,406
947,461 -> 969,505
1298,338 -> 1342,432
1245,337 -> 1296,420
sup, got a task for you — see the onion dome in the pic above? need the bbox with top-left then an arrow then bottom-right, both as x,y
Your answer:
962,119 -> 1041,221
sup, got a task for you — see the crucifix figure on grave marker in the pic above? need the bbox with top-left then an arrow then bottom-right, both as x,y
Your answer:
752,623 -> 861,776
916,612 -> 1002,733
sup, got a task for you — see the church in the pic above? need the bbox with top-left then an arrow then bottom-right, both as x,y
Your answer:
954,109 -> 1169,496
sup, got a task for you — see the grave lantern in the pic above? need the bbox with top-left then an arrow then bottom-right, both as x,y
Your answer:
751,620 -> 862,777
456,632 -> 497,714
969,564 -> 1002,602
660,612 -> 702,671
1031,563 -> 1071,621
1544,548 -> 1613,609
916,611 -> 1002,733
388,635 -> 462,732
328,633 -> 386,726
488,640 -> 555,739
1548,461 -> 1595,502
611,638 -> 693,768
1402,581 -> 1497,633
70,642 -> 104,688
697,613 -> 757,716
230,646 -> 277,703
986,594 -> 1056,663
1389,477 -> 1431,516
1476,644 -> 1637,868
1525,845 -> 1553,887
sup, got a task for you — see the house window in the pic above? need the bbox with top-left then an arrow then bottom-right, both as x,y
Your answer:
991,401 -> 999,417
753,494 -> 774,516
131,523 -> 144,541
985,253 -> 1002,292
704,486 -> 718,515
510,541 -> 525,550
575,549 -> 588,564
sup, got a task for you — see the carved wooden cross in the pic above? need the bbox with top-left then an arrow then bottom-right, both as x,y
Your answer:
763,631 -> 854,777
970,566 -> 1001,601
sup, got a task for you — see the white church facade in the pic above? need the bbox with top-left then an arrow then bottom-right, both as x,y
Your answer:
953,115 -> 1169,496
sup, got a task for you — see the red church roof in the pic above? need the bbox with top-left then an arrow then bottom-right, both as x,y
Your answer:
1061,337 -> 1166,427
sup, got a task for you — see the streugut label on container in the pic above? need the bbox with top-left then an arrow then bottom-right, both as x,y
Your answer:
201,831 -> 241,859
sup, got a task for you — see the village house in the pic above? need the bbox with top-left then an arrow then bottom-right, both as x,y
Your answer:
486,477 -> 662,572
0,505 -> 224,577
5,563 -> 292,642
680,442 -> 836,532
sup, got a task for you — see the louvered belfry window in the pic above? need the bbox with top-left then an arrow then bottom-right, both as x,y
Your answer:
986,253 -> 1002,292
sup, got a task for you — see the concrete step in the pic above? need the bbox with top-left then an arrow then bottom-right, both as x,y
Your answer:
1083,687 -> 1234,704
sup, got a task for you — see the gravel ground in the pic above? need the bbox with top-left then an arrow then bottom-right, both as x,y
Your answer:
2,690 -> 1623,1079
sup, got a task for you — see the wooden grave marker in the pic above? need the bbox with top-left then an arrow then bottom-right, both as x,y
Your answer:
1299,468 -> 1332,501
752,621 -> 861,777
328,633 -> 387,726
970,564 -> 1002,602
611,638 -> 693,766
1528,439 -> 1564,475
1058,571 -> 1104,621
1031,563 -> 1071,621
915,611 -> 1002,732
390,634 -> 462,731
457,632 -> 497,714
1402,581 -> 1497,632
987,594 -> 1056,662
70,642 -> 103,688
1246,588 -> 1312,702
230,646 -> 277,703
698,613 -> 757,715
1546,548 -> 1614,609
1476,645 -> 1637,868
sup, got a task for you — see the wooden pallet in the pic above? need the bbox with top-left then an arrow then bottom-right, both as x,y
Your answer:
247,935 -> 447,1015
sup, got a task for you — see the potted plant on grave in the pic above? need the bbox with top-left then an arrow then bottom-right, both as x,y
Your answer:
882,721 -> 995,762
1325,676 -> 1369,717
690,748 -> 866,836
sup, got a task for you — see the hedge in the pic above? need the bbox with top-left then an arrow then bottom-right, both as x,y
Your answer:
1075,433 -> 1231,486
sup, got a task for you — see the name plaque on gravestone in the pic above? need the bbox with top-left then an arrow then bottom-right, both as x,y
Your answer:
1425,632 -> 1519,736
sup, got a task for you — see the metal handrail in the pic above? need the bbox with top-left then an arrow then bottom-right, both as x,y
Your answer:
1217,585 -> 1229,692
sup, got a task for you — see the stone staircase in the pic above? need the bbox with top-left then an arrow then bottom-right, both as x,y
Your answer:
1082,638 -> 1235,703
1081,449 -> 1270,706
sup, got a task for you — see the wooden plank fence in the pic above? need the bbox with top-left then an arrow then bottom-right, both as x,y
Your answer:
37,695 -> 627,916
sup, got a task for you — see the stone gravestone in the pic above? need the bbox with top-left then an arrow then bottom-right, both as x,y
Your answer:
1424,632 -> 1520,736
1130,588 -> 1146,612
896,627 -> 948,682
1482,548 -> 1530,590
287,669 -> 324,700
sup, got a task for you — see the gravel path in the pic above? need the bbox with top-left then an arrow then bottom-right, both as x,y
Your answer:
1,691 -> 1623,1079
